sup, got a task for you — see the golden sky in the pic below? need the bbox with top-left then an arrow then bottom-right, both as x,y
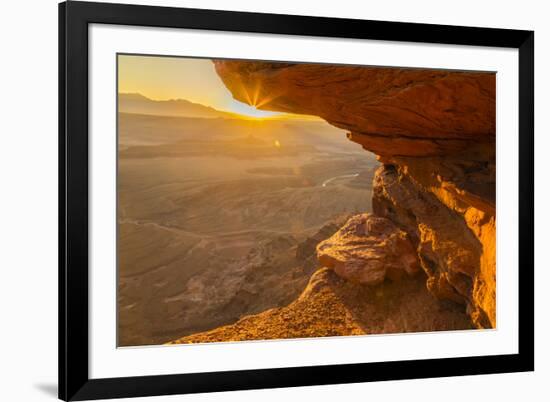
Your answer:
118,55 -> 281,118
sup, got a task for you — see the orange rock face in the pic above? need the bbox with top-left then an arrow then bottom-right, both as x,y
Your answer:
317,214 -> 420,285
373,163 -> 495,327
214,60 -> 496,329
213,61 -> 495,157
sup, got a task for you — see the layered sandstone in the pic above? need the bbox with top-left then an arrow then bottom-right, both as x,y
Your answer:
213,61 -> 495,157
317,214 -> 420,285
212,61 -> 496,329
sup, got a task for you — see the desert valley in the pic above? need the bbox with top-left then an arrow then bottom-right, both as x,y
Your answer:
117,93 -> 378,345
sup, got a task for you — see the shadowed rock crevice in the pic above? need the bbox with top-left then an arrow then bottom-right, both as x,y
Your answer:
372,164 -> 489,325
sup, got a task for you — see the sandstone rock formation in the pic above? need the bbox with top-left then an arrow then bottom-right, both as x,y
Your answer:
372,162 -> 495,327
213,61 -> 495,157
316,214 -> 420,285
212,60 -> 496,329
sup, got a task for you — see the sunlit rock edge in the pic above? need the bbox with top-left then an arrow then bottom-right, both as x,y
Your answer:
169,62 -> 496,344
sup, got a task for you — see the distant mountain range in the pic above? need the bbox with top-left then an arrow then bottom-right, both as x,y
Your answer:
118,93 -> 241,119
118,93 -> 321,121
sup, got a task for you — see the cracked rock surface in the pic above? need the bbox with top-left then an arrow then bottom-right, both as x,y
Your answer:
316,214 -> 420,285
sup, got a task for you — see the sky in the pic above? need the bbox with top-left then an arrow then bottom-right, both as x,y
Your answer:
118,55 -> 282,118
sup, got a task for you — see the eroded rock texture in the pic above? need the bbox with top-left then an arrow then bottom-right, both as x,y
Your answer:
317,214 -> 420,285
170,267 -> 472,344
213,61 -> 495,157
213,61 -> 496,329
373,162 -> 495,327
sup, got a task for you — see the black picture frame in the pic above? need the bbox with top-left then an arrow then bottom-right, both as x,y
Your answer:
59,1 -> 534,400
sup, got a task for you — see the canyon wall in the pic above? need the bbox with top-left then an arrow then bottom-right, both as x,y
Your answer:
213,61 -> 496,329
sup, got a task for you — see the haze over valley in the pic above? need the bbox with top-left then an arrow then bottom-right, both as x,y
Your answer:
117,95 -> 379,346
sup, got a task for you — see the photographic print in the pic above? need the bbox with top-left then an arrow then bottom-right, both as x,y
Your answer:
116,55 -> 496,347
59,4 -> 533,399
